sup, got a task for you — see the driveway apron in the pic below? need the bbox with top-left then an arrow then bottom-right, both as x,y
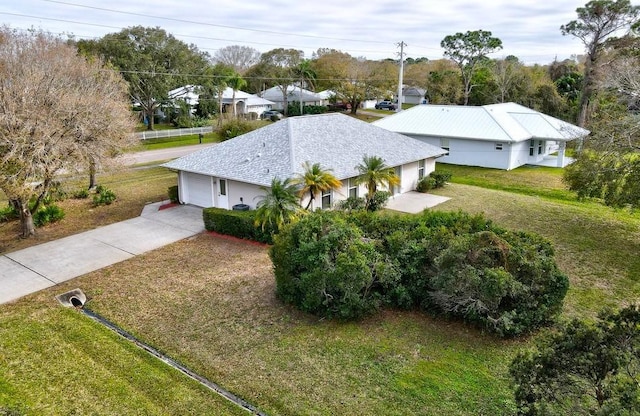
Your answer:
0,203 -> 203,304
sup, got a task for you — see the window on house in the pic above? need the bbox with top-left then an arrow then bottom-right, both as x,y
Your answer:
322,189 -> 332,209
495,143 -> 503,151
529,139 -> 535,156
440,138 -> 450,151
394,166 -> 402,194
538,140 -> 543,155
348,178 -> 358,198
418,160 -> 425,179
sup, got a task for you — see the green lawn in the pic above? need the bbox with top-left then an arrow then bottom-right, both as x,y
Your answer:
1,164 -> 639,414
135,132 -> 220,151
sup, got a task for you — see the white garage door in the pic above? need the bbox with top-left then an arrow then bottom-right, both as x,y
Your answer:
184,172 -> 214,207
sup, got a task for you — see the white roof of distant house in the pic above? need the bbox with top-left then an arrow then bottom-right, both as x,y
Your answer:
163,113 -> 447,187
402,86 -> 426,96
373,102 -> 589,142
317,90 -> 336,99
261,85 -> 324,103
219,87 -> 274,106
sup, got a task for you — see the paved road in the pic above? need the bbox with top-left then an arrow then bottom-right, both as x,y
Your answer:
120,143 -> 215,166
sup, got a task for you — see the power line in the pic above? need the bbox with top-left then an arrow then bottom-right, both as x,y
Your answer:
41,0 -> 391,45
2,13 -> 398,57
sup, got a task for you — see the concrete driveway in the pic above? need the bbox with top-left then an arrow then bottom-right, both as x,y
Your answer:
385,191 -> 451,214
0,202 -> 204,304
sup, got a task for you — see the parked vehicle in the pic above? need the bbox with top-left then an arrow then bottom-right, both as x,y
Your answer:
260,110 -> 283,120
375,101 -> 397,110
327,102 -> 352,111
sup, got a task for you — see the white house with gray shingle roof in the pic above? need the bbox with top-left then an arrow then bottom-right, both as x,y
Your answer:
162,113 -> 447,210
373,103 -> 589,170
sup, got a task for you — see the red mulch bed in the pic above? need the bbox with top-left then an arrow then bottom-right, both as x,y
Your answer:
206,231 -> 271,247
158,202 -> 178,211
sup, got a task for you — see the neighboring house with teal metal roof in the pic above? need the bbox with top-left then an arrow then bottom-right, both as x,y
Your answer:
373,102 -> 589,170
162,113 -> 447,210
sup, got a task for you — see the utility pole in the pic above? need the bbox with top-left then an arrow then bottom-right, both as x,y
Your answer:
396,41 -> 406,113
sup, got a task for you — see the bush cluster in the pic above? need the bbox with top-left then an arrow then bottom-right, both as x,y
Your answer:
0,205 -> 18,223
219,118 -> 257,141
271,210 -> 568,337
416,171 -> 452,193
286,103 -> 328,116
33,204 -> 65,227
72,188 -> 89,199
203,207 -> 275,244
92,185 -> 116,206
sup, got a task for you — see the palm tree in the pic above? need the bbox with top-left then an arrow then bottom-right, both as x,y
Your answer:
254,177 -> 303,231
226,72 -> 247,118
354,155 -> 400,207
293,161 -> 342,210
293,59 -> 317,115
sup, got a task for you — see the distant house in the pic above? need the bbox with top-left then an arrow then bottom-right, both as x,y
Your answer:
162,113 -> 447,209
401,86 -> 427,105
218,87 -> 274,118
373,103 -> 589,170
168,85 -> 200,108
260,85 -> 325,110
168,85 -> 275,118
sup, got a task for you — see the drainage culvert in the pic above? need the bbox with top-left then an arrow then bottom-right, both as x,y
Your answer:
56,289 -> 267,416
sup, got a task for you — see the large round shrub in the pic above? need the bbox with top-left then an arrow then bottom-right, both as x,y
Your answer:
271,211 -> 400,319
426,230 -> 569,337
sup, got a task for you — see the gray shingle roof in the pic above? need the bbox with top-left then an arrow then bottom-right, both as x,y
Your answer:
373,102 -> 590,142
162,113 -> 447,187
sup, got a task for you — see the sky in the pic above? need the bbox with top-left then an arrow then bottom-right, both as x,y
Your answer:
2,0 -> 636,65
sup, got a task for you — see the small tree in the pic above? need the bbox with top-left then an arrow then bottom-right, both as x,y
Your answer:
254,178 -> 303,231
441,30 -> 503,105
510,305 -> 640,415
292,162 -> 342,210
354,155 -> 400,210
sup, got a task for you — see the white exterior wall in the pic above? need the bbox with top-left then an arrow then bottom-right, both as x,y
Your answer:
248,104 -> 272,118
180,159 -> 438,210
403,95 -> 423,105
409,135 -> 512,170
361,99 -> 377,109
227,180 -> 264,210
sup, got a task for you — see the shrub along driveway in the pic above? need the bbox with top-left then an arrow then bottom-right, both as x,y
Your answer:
0,203 -> 203,304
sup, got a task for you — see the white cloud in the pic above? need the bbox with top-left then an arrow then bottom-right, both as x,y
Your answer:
3,0 -> 632,64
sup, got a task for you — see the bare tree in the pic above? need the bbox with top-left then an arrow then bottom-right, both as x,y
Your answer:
214,45 -> 261,74
490,57 -> 523,103
0,28 -> 136,237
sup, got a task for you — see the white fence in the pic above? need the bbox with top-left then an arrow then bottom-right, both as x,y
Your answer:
136,126 -> 214,140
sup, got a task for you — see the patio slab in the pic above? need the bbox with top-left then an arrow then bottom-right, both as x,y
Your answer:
385,191 -> 451,214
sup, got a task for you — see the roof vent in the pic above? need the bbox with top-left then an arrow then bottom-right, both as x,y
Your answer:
244,157 -> 251,162
256,153 -> 261,158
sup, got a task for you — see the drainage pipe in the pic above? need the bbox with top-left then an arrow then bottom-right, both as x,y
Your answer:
79,307 -> 268,416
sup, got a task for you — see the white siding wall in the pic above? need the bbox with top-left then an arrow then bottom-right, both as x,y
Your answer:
409,135 -> 512,170
227,180 -> 265,210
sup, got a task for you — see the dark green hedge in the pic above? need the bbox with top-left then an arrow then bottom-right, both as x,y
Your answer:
270,210 -> 569,337
203,207 -> 275,244
168,186 -> 178,203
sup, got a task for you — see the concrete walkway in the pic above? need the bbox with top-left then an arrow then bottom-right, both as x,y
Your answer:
0,202 -> 204,305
